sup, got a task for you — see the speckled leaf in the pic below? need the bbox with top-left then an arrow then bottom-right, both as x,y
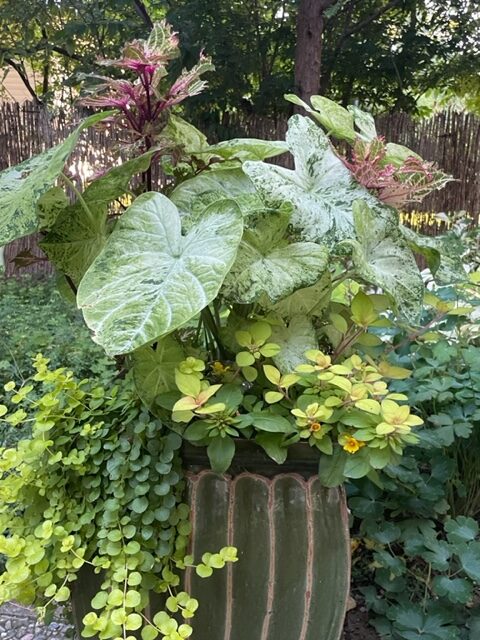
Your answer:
41,152 -> 154,282
170,167 -> 261,220
205,138 -> 288,161
401,225 -> 467,285
347,105 -> 377,141
132,337 -> 184,408
222,207 -> 329,304
268,272 -> 332,319
285,94 -> 356,142
385,143 -> 420,167
309,95 -> 356,142
36,187 -> 69,228
243,115 -> 379,245
0,112 -> 109,246
163,114 -> 209,152
77,193 -> 243,355
272,316 -> 317,372
41,203 -> 107,284
347,200 -> 423,323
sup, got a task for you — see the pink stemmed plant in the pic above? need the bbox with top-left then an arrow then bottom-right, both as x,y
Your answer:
80,21 -> 214,181
341,137 -> 450,208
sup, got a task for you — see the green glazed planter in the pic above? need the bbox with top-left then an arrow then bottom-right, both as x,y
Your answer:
72,441 -> 350,640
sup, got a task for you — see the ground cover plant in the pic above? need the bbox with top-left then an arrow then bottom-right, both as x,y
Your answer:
349,277 -> 480,640
0,21 -> 471,640
0,276 -> 115,385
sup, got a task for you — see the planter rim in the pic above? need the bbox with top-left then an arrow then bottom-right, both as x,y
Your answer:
181,439 -> 319,478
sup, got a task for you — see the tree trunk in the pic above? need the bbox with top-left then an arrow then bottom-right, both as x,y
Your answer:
294,0 -> 333,103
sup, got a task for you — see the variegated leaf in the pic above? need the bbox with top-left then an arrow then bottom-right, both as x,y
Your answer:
347,200 -> 424,323
0,112 -> 109,246
268,271 -> 332,319
132,337 -> 184,409
41,152 -> 154,283
170,167 -> 261,220
77,193 -> 243,355
401,225 -> 467,285
272,316 -> 318,372
347,105 -> 377,141
243,115 -> 380,245
222,208 -> 329,304
205,138 -> 288,162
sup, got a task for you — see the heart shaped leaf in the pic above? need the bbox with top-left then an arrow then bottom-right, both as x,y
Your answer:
41,152 -> 154,283
205,138 -> 287,162
347,200 -> 423,323
271,316 -> 317,372
222,207 -> 329,303
132,337 -> 184,409
243,115 -> 379,245
78,193 -> 243,355
170,167 -> 261,219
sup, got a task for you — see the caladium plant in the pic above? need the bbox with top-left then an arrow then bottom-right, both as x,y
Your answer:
0,23 -> 466,480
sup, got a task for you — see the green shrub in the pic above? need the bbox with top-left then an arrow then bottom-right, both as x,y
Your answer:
0,275 -> 115,383
349,286 -> 480,640
0,275 -> 116,448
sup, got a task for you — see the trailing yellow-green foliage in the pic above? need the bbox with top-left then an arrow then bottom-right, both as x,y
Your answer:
0,356 -> 237,640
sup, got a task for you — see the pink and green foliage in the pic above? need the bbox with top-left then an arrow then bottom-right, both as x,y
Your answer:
80,21 -> 214,147
340,136 -> 451,208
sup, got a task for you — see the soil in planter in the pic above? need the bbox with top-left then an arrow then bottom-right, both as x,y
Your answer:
342,607 -> 380,640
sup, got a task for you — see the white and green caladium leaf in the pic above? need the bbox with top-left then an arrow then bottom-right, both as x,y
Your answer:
346,200 -> 424,323
162,113 -> 209,152
347,105 -> 377,141
267,271 -> 332,319
0,111 -> 109,246
285,94 -> 356,142
285,93 -> 356,142
243,115 -> 381,245
170,166 -> 261,220
41,152 -> 155,283
384,142 -> 420,167
221,207 -> 329,304
271,315 -> 317,372
132,337 -> 184,409
77,193 -> 243,355
401,225 -> 468,285
310,95 -> 356,142
162,115 -> 287,161
36,187 -> 70,228
204,138 -> 288,162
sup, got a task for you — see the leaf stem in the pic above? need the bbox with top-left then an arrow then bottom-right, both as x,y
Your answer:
61,173 -> 95,227
201,306 -> 225,360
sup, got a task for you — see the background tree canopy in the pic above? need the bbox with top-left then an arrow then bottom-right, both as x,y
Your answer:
0,0 -> 479,118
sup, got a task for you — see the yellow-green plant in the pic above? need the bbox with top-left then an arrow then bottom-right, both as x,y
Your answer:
164,312 -> 422,485
0,356 -> 237,640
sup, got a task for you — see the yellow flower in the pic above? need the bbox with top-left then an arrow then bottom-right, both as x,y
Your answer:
211,361 -> 231,377
309,421 -> 322,433
341,436 -> 365,454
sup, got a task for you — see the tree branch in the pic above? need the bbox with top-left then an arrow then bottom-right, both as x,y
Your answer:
343,0 -> 402,39
132,0 -> 153,29
4,58 -> 41,103
321,0 -> 403,94
51,45 -> 84,63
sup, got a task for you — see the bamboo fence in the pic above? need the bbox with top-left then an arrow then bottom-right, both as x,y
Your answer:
1,102 -> 479,277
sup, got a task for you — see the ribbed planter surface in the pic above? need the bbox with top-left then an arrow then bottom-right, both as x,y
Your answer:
184,470 -> 350,640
